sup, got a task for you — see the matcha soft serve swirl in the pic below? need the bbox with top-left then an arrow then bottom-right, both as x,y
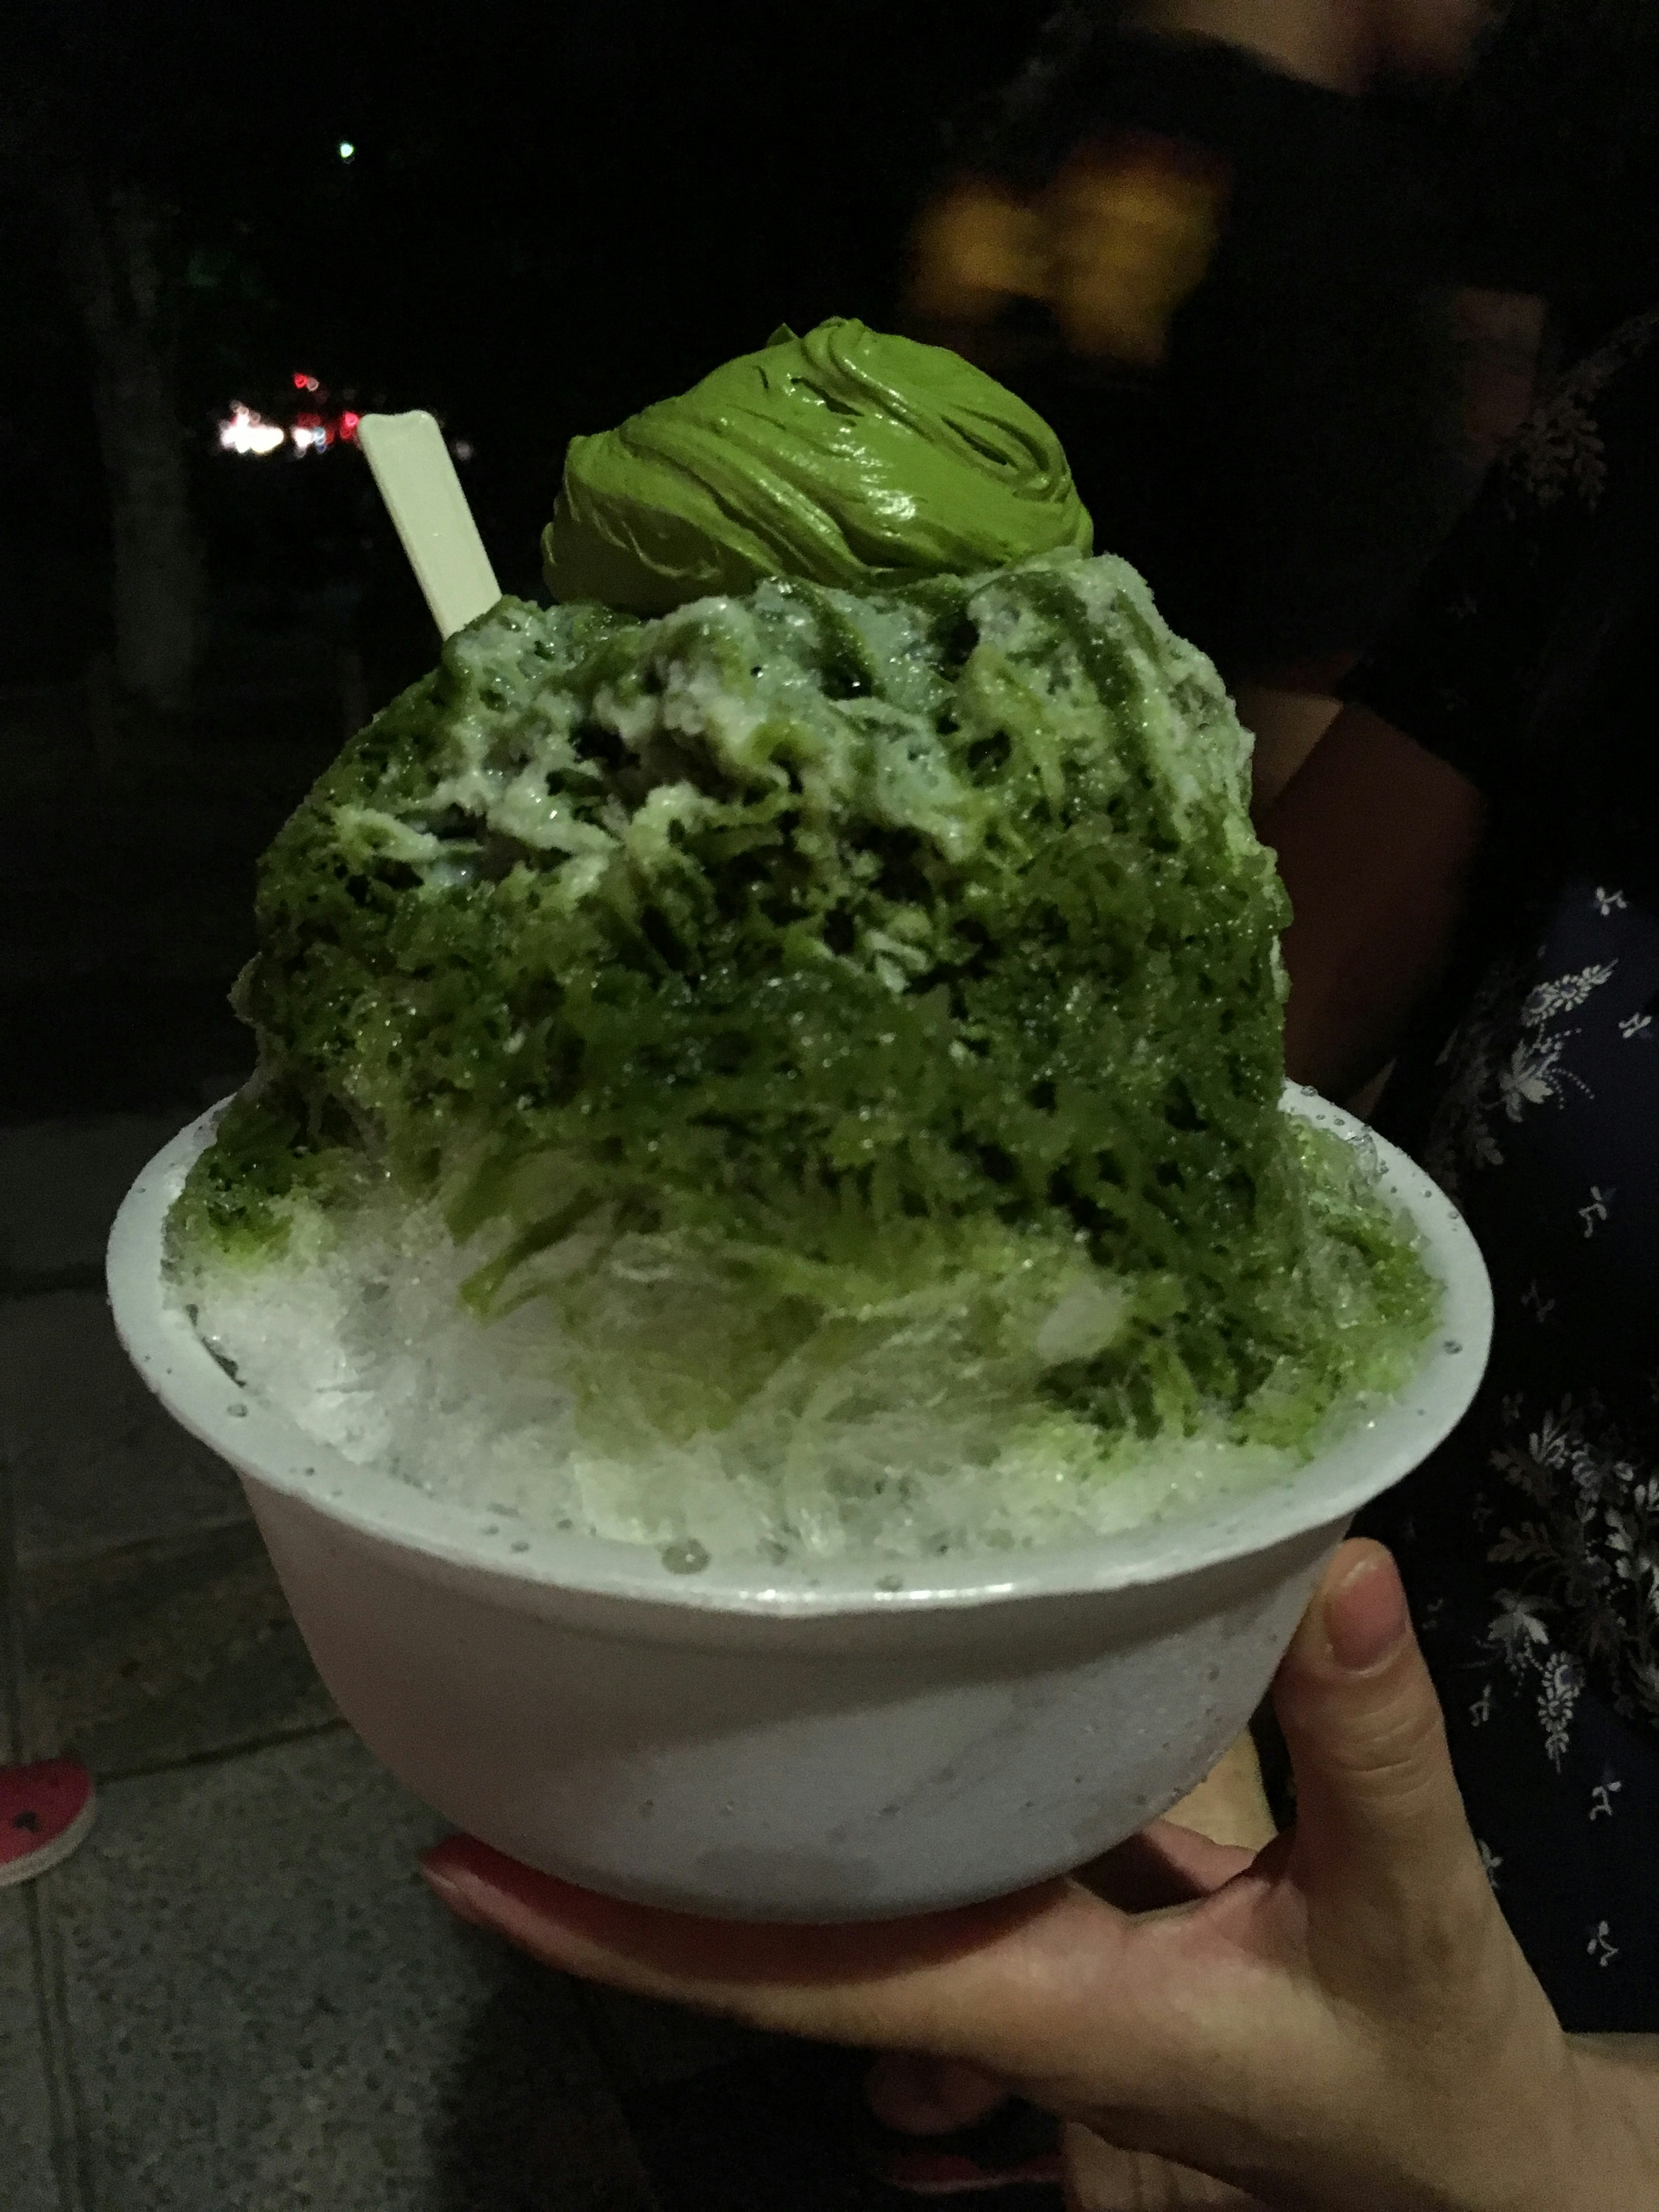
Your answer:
541,318 -> 1094,613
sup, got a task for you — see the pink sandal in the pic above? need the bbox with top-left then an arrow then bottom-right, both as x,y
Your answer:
0,1759 -> 96,1887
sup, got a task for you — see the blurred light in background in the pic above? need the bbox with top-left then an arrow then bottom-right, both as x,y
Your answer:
218,403 -> 286,455
338,140 -> 355,162
217,400 -> 362,456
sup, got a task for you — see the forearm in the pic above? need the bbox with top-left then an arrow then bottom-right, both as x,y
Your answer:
1564,2037 -> 1659,2205
1263,703 -> 1487,1098
1571,2034 -> 1659,2060
1236,685 -> 1342,818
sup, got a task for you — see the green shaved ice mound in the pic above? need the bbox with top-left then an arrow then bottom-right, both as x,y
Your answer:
542,318 -> 1094,615
174,550 -> 1436,1541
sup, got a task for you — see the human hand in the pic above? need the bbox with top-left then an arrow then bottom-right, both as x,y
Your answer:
1062,2125 -> 1271,2209
1058,1731 -> 1278,2206
860,1729 -> 1278,2204
422,1541 -> 1583,2212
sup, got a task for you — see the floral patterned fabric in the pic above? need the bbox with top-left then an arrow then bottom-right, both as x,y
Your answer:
1346,309 -> 1659,2032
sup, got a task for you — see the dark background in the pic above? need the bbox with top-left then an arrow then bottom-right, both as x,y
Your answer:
2,0 -> 1046,683
3,0 -> 1655,1122
1,0 -> 1051,1116
18,0 -> 1640,695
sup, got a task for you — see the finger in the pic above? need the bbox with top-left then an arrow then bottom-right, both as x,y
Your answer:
1076,1820 -> 1255,1913
1272,1539 -> 1487,1913
1063,2124 -> 1273,2209
421,1835 -> 1136,2070
864,2053 -> 1010,2135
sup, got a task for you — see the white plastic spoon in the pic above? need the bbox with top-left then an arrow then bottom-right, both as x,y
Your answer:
357,411 -> 501,637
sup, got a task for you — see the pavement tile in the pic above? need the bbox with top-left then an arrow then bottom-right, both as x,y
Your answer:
430,1946 -> 668,2212
15,1519 -> 336,1775
621,2041 -> 896,2212
1,1292 -> 248,1567
0,1894 -> 70,2212
0,1118 -> 190,1283
3,1467 -> 18,1767
578,1986 -> 763,2091
39,1730 -> 660,2212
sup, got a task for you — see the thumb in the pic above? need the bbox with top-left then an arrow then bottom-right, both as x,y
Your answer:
1271,1539 -> 1484,1913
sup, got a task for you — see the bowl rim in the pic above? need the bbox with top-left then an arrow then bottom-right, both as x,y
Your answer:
107,1091 -> 1491,1619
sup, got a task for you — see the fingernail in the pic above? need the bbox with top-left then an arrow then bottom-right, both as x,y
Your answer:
1324,1551 -> 1410,1672
420,1851 -> 486,1927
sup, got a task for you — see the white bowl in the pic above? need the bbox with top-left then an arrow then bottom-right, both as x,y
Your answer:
108,1094 -> 1489,1921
